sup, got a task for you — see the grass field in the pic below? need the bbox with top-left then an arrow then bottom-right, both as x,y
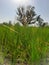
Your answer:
0,24 -> 49,65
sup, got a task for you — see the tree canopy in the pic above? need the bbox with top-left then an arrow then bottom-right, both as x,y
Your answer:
16,5 -> 36,25
16,5 -> 48,27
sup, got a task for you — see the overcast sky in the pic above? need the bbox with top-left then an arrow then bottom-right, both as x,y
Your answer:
0,0 -> 49,23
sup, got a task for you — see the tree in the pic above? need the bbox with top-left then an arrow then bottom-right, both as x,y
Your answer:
16,5 -> 47,27
16,5 -> 36,25
26,5 -> 36,24
9,20 -> 12,26
36,15 -> 48,27
42,22 -> 48,27
9,20 -> 11,24
36,15 -> 44,27
3,22 -> 8,25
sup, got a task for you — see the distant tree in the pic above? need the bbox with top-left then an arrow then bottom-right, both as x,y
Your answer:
15,22 -> 20,26
3,21 -> 12,26
16,5 -> 36,25
16,5 -> 48,27
36,15 -> 44,27
9,20 -> 12,26
3,22 -> 8,25
42,22 -> 48,27
36,15 -> 48,27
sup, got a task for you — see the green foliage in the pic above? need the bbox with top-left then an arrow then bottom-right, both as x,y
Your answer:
0,24 -> 49,65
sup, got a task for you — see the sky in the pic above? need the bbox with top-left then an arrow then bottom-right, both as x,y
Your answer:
0,0 -> 49,23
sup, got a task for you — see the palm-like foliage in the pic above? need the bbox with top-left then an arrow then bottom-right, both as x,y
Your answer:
16,5 -> 36,25
26,6 -> 36,24
16,6 -> 26,25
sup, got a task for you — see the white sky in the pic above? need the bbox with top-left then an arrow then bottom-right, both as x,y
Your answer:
0,0 -> 35,23
11,0 -> 34,6
0,0 -> 49,23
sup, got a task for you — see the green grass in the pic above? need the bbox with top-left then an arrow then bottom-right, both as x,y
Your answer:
0,24 -> 49,65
